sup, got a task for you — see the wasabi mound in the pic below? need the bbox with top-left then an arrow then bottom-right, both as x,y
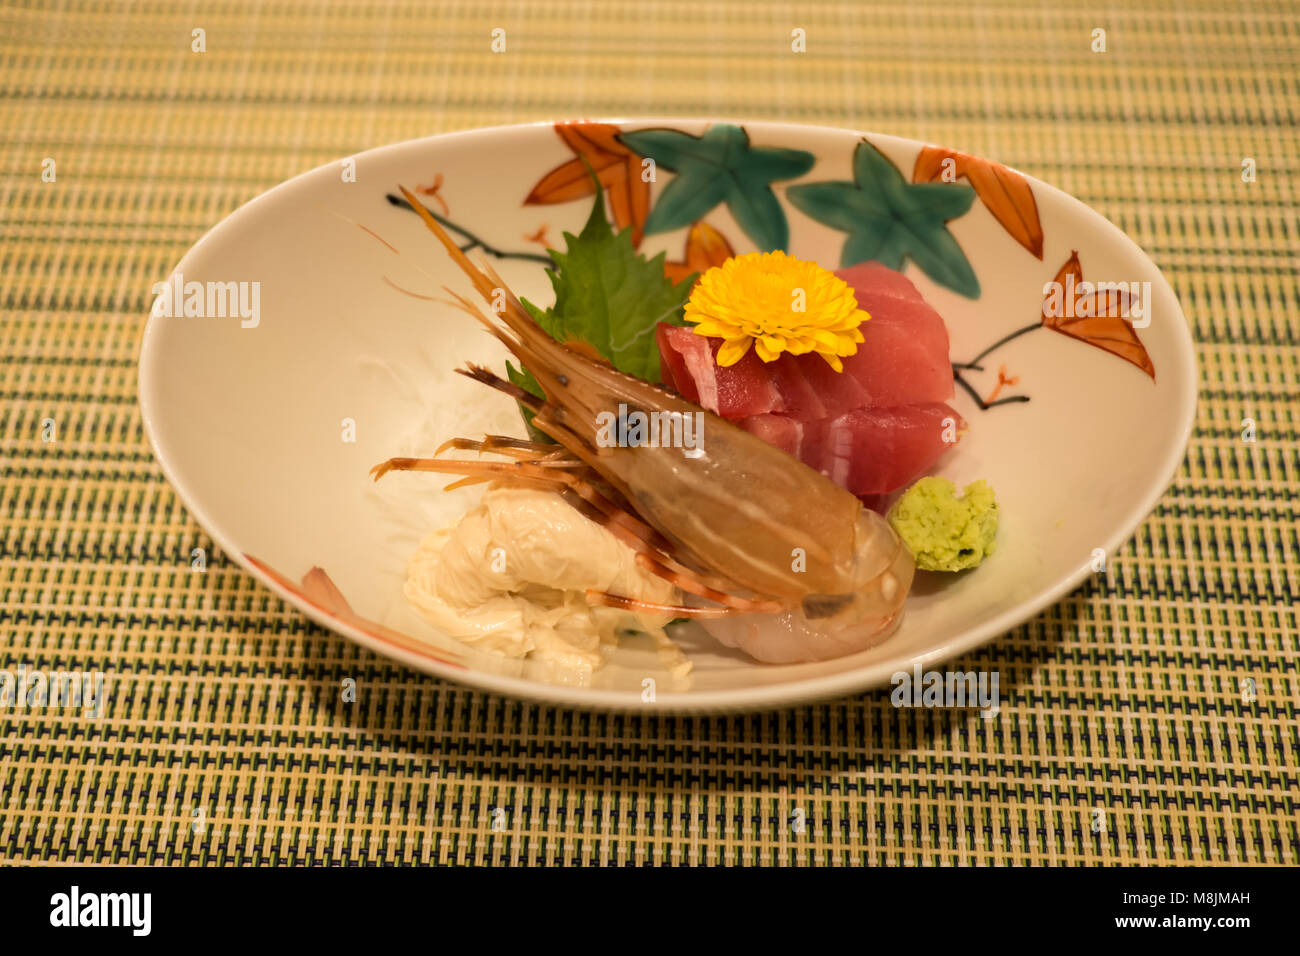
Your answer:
888,477 -> 998,572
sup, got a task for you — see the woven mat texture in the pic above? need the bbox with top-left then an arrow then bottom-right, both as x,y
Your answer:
0,0 -> 1296,865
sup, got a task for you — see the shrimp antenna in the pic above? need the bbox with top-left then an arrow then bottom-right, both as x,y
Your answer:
398,184 -> 572,390
397,186 -> 502,306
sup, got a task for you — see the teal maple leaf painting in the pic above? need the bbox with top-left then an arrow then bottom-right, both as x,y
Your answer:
787,139 -> 981,298
619,124 -> 815,252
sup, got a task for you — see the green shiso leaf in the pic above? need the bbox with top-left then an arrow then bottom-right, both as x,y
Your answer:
506,168 -> 697,438
519,174 -> 695,384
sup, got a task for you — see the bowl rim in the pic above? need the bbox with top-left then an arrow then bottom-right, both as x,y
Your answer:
138,117 -> 1199,712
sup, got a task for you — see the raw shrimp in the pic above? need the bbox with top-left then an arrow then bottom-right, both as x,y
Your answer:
370,187 -> 915,663
696,600 -> 905,665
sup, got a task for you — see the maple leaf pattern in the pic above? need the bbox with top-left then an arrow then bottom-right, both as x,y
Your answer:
525,122 -> 651,246
1040,251 -> 1156,380
914,145 -> 1044,259
788,139 -> 980,298
522,186 -> 693,384
663,221 -> 735,287
244,556 -> 464,667
619,124 -> 815,252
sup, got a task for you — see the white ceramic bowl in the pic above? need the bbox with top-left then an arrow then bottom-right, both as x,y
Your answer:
138,119 -> 1197,711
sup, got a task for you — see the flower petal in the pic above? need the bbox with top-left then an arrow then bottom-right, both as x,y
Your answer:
683,249 -> 870,373
716,337 -> 754,367
691,318 -> 737,339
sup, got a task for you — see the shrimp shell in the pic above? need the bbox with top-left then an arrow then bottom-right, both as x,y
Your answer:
385,187 -> 916,658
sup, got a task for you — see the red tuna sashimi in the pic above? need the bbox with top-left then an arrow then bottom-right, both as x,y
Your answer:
658,322 -> 887,418
805,404 -> 963,495
655,323 -> 696,401
739,413 -> 802,458
743,403 -> 963,496
766,357 -> 827,419
837,267 -> 954,407
791,349 -> 871,415
658,262 -> 953,418
657,260 -> 961,494
840,295 -> 953,406
655,324 -> 781,418
836,260 -> 925,302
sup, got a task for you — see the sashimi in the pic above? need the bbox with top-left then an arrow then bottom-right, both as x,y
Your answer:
836,260 -> 925,302
743,404 -> 961,496
658,262 -> 953,417
657,259 -> 963,497
655,324 -> 781,418
841,292 -> 953,406
798,404 -> 963,495
658,310 -> 946,418
766,357 -> 827,419
655,322 -> 697,402
792,347 -> 872,415
713,342 -> 783,420
739,412 -> 803,458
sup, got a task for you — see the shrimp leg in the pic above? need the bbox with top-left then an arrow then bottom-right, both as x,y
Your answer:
585,591 -> 740,620
435,436 -> 583,466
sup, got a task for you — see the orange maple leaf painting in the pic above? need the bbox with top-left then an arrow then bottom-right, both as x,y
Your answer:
1040,251 -> 1156,380
525,122 -> 651,247
914,146 -> 1044,259
244,555 -> 464,668
663,221 -> 735,286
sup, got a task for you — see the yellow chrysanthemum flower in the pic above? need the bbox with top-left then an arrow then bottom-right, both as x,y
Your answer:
684,250 -> 869,372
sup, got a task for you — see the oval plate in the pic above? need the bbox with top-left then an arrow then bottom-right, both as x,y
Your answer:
138,119 -> 1197,711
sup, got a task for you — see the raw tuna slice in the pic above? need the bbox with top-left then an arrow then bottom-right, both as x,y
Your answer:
792,349 -> 872,415
841,292 -> 953,406
739,413 -> 803,458
656,260 -> 962,497
656,326 -> 848,419
746,403 -> 962,496
766,358 -> 827,419
713,343 -> 784,419
658,263 -> 953,417
655,324 -> 782,418
655,323 -> 696,401
836,261 -> 925,302
837,262 -> 954,406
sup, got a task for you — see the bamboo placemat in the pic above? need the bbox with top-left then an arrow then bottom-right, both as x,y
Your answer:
0,0 -> 1295,865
